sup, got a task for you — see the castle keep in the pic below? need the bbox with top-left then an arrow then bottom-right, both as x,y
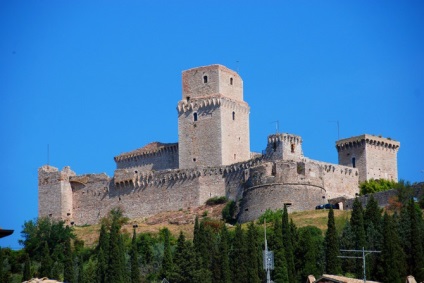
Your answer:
38,64 -> 400,224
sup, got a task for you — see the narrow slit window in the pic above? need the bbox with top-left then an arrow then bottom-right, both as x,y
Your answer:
230,77 -> 233,85
232,111 -> 235,120
352,157 -> 356,168
193,112 -> 198,121
291,144 -> 295,153
203,75 -> 208,83
273,142 -> 277,152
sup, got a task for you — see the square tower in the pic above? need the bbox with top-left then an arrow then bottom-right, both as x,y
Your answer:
177,64 -> 250,169
336,134 -> 400,183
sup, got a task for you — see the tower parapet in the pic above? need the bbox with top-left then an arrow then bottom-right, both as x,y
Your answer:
336,134 -> 400,182
264,133 -> 303,161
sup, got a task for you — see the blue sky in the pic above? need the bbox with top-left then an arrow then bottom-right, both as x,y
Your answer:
1,1 -> 423,248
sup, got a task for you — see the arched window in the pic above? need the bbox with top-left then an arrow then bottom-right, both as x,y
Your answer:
232,111 -> 235,120
203,75 -> 208,83
193,112 -> 198,122
230,77 -> 233,85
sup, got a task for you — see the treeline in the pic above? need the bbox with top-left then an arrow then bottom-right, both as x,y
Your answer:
1,197 -> 424,282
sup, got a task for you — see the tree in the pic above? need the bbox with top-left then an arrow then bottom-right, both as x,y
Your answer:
350,197 -> 366,278
231,224 -> 248,283
96,223 -> 109,283
63,236 -> 74,283
218,225 -> 231,283
297,226 -> 324,281
380,213 -> 405,283
39,241 -> 53,278
324,207 -> 341,275
246,222 -> 261,283
271,217 -> 289,283
130,229 -> 140,283
173,231 -> 196,283
282,205 -> 295,283
22,253 -> 31,281
364,196 -> 382,280
160,228 -> 174,280
107,212 -> 125,283
407,200 -> 424,281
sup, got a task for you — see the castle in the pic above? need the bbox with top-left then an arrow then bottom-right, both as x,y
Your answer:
38,64 -> 400,224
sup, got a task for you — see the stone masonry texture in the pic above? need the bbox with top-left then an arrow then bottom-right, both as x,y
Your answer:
38,64 -> 400,225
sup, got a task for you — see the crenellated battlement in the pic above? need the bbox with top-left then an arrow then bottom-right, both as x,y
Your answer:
336,134 -> 400,152
177,95 -> 249,114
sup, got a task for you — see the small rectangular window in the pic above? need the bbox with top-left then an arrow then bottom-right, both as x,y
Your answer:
193,112 -> 198,122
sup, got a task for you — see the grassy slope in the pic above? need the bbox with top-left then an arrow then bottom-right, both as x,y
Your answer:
74,205 -> 351,248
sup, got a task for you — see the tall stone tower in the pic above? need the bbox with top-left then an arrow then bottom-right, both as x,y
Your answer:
336,134 -> 400,183
177,64 -> 250,169
38,165 -> 75,223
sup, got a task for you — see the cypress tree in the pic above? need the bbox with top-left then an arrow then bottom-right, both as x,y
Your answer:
297,226 -> 324,281
130,229 -> 140,283
381,213 -> 405,283
271,217 -> 289,283
324,207 -> 341,275
246,222 -> 261,283
96,223 -> 109,283
23,253 -> 31,281
339,221 -> 355,274
231,224 -> 248,283
40,241 -> 53,278
173,231 -> 195,283
63,237 -> 74,283
350,197 -> 366,278
108,216 -> 124,283
160,228 -> 174,280
408,200 -> 424,281
77,256 -> 83,283
219,225 -> 231,283
282,205 -> 295,283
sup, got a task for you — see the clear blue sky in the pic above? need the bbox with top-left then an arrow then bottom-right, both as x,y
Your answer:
1,1 -> 423,248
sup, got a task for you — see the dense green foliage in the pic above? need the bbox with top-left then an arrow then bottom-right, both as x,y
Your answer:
359,178 -> 396,195
4,184 -> 423,282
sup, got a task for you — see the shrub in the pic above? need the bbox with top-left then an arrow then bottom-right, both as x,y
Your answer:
222,200 -> 236,224
257,208 -> 283,224
205,196 -> 227,205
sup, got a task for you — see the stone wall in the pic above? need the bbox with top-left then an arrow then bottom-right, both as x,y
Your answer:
114,143 -> 178,171
238,183 -> 326,223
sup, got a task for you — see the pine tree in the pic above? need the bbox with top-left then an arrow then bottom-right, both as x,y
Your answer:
380,213 -> 405,283
40,241 -> 53,278
246,222 -> 261,283
231,224 -> 248,283
282,205 -> 295,283
160,228 -> 174,280
324,207 -> 341,275
350,197 -> 366,278
130,229 -> 140,283
63,237 -> 74,283
271,217 -> 289,283
23,253 -> 31,281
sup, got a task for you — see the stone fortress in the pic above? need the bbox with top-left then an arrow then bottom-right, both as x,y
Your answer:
38,64 -> 400,225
